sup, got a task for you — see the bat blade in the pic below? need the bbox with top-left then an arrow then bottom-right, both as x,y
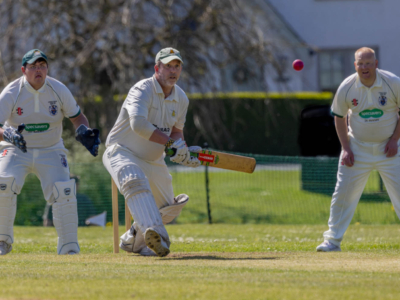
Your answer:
197,150 -> 256,173
166,148 -> 256,173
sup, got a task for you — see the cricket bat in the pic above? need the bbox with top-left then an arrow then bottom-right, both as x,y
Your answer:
166,149 -> 256,174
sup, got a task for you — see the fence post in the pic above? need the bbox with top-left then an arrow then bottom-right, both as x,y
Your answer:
203,142 -> 212,224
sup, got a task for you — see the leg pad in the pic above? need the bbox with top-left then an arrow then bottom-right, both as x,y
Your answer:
52,179 -> 80,255
0,177 -> 17,244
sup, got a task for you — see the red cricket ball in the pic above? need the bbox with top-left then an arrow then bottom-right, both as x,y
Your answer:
292,59 -> 304,71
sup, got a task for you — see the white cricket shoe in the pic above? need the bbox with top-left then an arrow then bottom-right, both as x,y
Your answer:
144,228 -> 170,257
0,241 -> 12,255
316,241 -> 341,252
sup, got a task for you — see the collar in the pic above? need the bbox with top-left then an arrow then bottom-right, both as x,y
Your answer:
355,69 -> 382,89
152,75 -> 179,102
23,76 -> 47,93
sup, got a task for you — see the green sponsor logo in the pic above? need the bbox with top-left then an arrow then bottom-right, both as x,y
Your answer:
25,123 -> 50,132
359,109 -> 383,119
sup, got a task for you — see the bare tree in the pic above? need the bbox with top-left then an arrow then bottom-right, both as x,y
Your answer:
0,0 -> 299,151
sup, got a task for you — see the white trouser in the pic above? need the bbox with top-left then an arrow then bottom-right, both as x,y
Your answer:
323,136 -> 400,246
0,145 -> 71,202
103,144 -> 175,208
0,145 -> 71,246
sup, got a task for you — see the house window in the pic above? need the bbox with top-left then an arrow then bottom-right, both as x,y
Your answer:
318,47 -> 379,92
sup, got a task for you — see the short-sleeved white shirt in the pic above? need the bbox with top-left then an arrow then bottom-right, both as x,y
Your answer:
0,76 -> 81,148
331,69 -> 400,143
106,75 -> 189,162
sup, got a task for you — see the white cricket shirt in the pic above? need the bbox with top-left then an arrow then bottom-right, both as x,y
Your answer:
106,76 -> 189,161
331,69 -> 400,143
0,76 -> 81,148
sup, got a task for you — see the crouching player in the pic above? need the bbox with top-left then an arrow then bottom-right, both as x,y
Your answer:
103,47 -> 201,257
0,49 -> 100,255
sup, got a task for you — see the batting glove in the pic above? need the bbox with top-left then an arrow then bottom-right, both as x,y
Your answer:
75,124 -> 101,157
180,146 -> 202,168
169,138 -> 189,164
3,124 -> 27,153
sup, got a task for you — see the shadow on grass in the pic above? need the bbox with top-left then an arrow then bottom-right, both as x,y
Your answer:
161,254 -> 279,260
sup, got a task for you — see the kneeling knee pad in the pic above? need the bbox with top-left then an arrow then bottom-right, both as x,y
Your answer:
0,177 -> 17,244
52,179 -> 80,254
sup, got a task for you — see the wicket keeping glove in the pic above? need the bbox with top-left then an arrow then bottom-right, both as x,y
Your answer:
3,124 -> 27,153
75,124 -> 101,157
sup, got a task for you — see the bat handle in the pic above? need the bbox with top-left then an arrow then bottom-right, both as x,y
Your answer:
165,148 -> 197,158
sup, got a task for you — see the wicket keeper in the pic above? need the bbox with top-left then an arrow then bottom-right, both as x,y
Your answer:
317,47 -> 400,252
0,49 -> 100,255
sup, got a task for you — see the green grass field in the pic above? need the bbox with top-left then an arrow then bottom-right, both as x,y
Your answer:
1,224 -> 400,300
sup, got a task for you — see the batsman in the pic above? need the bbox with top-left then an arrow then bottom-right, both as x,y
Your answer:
103,47 -> 202,257
0,49 -> 100,255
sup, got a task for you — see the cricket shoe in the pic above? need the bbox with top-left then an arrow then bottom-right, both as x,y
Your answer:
0,241 -> 12,255
316,241 -> 341,252
144,228 -> 170,257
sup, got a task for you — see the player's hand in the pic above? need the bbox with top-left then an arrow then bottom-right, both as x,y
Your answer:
3,124 -> 27,153
169,138 -> 189,164
180,146 -> 202,168
384,139 -> 398,158
341,148 -> 354,167
75,124 -> 101,157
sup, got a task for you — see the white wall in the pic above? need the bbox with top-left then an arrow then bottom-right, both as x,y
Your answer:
268,0 -> 400,88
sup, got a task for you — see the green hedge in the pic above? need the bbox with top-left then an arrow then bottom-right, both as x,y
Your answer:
183,92 -> 333,156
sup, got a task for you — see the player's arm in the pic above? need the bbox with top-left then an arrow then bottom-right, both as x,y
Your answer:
0,90 -> 27,152
169,126 -> 184,142
0,124 -> 27,153
385,116 -> 400,157
70,113 -> 101,157
386,76 -> 400,157
69,112 -> 89,129
335,116 -> 354,167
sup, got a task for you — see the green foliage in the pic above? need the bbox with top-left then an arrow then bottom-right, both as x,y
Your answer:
184,94 -> 333,155
188,91 -> 333,100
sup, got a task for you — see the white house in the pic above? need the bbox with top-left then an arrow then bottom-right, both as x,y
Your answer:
268,0 -> 400,92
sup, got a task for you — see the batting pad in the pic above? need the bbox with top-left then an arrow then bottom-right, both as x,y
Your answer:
52,180 -> 80,254
0,176 -> 17,244
159,194 -> 189,224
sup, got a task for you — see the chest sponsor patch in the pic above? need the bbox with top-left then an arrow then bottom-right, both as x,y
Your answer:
25,123 -> 50,132
152,124 -> 170,133
359,109 -> 383,119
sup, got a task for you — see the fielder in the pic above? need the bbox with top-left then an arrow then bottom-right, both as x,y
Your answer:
103,47 -> 201,257
317,47 -> 400,252
0,49 -> 100,255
